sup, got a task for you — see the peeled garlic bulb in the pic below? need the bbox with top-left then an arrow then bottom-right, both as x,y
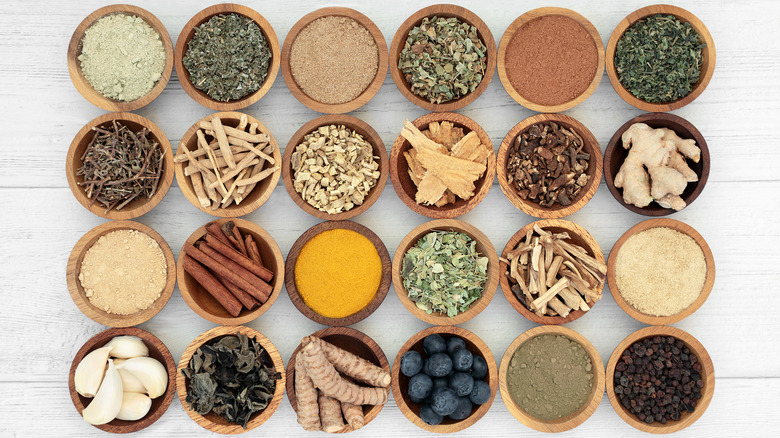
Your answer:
74,346 -> 112,398
117,367 -> 147,393
116,357 -> 168,398
82,359 -> 123,425
105,336 -> 149,359
116,392 -> 152,421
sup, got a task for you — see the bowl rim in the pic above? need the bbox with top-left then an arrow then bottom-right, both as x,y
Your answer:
605,325 -> 715,433
174,3 -> 281,111
392,218 -> 499,325
496,113 -> 603,218
176,218 -> 285,325
605,4 -> 717,112
67,4 -> 174,112
498,325 -> 605,432
280,7 -> 389,114
66,112 -> 174,220
607,218 -> 716,325
388,4 -> 497,112
66,220 -> 176,327
281,114 -> 389,221
496,7 -> 605,112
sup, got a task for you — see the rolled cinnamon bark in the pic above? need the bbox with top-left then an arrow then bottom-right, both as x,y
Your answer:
203,233 -> 273,282
222,221 -> 249,256
182,242 -> 269,302
215,272 -> 258,310
197,241 -> 271,302
182,255 -> 242,317
245,234 -> 262,265
205,221 -> 234,248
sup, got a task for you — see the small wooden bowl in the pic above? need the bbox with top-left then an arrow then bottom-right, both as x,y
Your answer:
67,5 -> 173,111
497,113 -> 602,218
175,4 -> 280,111
175,111 -> 282,217
281,7 -> 388,114
389,4 -> 496,112
177,325 -> 286,434
285,220 -> 391,326
282,115 -> 389,220
389,112 -> 495,219
607,218 -> 715,325
606,326 -> 715,433
69,327 -> 177,433
391,325 -> 498,433
499,325 -> 605,432
606,5 -> 716,112
604,112 -> 710,216
392,219 -> 499,325
66,220 -> 176,327
497,7 -> 605,112
66,112 -> 174,220
499,219 -> 605,325
176,218 -> 285,325
286,327 -> 390,433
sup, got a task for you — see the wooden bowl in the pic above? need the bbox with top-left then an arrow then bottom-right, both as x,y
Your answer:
389,112 -> 496,219
175,4 -> 280,111
67,5 -> 173,111
392,219 -> 499,325
282,115 -> 389,220
606,5 -> 716,112
606,326 -> 715,433
496,113 -> 602,218
66,112 -> 174,220
285,220 -> 391,326
499,325 -> 605,432
497,7 -> 604,112
604,112 -> 710,216
607,218 -> 715,325
66,220 -> 176,327
175,111 -> 282,217
176,218 -> 285,325
177,325 -> 285,434
69,327 -> 177,433
499,219 -> 606,325
285,327 -> 390,433
389,4 -> 496,112
391,325 -> 498,433
280,7 -> 388,114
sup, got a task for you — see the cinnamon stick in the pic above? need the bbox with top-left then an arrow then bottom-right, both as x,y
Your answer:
203,233 -> 273,282
213,272 -> 258,310
182,242 -> 270,302
182,255 -> 242,317
222,221 -> 248,256
195,241 -> 271,303
205,221 -> 233,248
245,234 -> 262,264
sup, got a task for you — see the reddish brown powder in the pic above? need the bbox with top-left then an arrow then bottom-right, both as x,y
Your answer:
505,15 -> 598,106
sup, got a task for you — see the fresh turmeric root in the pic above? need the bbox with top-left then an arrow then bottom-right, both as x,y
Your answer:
318,391 -> 345,433
295,353 -> 321,431
341,402 -> 365,430
303,336 -> 391,388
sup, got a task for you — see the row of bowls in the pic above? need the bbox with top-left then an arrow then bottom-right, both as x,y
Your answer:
67,4 -> 716,114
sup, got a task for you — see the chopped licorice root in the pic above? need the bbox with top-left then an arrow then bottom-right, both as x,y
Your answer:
303,336 -> 391,388
295,354 -> 321,431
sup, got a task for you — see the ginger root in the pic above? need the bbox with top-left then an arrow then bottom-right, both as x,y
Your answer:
341,402 -> 365,430
303,336 -> 391,388
318,392 -> 345,433
614,123 -> 700,211
295,354 -> 321,431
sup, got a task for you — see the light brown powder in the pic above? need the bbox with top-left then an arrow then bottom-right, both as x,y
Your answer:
614,227 -> 706,316
79,229 -> 167,315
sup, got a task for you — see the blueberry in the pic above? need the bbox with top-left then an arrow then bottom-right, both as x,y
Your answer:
446,336 -> 467,355
469,380 -> 491,405
433,377 -> 449,390
408,373 -> 433,403
424,353 -> 452,377
423,334 -> 446,356
400,351 -> 423,377
448,396 -> 473,421
470,355 -> 488,380
449,372 -> 474,397
452,348 -> 473,372
430,387 -> 459,416
419,404 -> 443,426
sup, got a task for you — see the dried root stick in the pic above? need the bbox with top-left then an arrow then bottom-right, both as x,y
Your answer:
295,354 -> 321,431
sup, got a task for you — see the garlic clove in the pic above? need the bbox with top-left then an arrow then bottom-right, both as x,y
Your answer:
105,336 -> 149,359
115,392 -> 152,421
117,367 -> 147,393
82,359 -> 123,425
74,346 -> 112,398
116,357 -> 168,399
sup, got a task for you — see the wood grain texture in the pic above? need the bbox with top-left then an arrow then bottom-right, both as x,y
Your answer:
285,327 -> 390,433
607,218 -> 716,325
66,220 -> 176,327
280,7 -> 389,114
281,114 -> 389,220
390,325 -> 498,433
605,5 -> 717,112
176,325 -> 286,434
605,326 -> 715,433
496,7 -> 605,112
498,325 -> 605,432
496,113 -> 603,218
68,327 -> 177,434
67,5 -> 173,112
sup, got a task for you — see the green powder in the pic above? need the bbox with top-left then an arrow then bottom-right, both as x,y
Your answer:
506,334 -> 593,420
78,14 -> 166,101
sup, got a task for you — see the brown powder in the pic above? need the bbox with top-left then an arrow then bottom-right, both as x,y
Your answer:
289,16 -> 378,105
79,229 -> 167,315
505,15 -> 598,106
614,227 -> 706,316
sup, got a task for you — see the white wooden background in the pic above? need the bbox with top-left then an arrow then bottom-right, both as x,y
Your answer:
1,0 -> 778,436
